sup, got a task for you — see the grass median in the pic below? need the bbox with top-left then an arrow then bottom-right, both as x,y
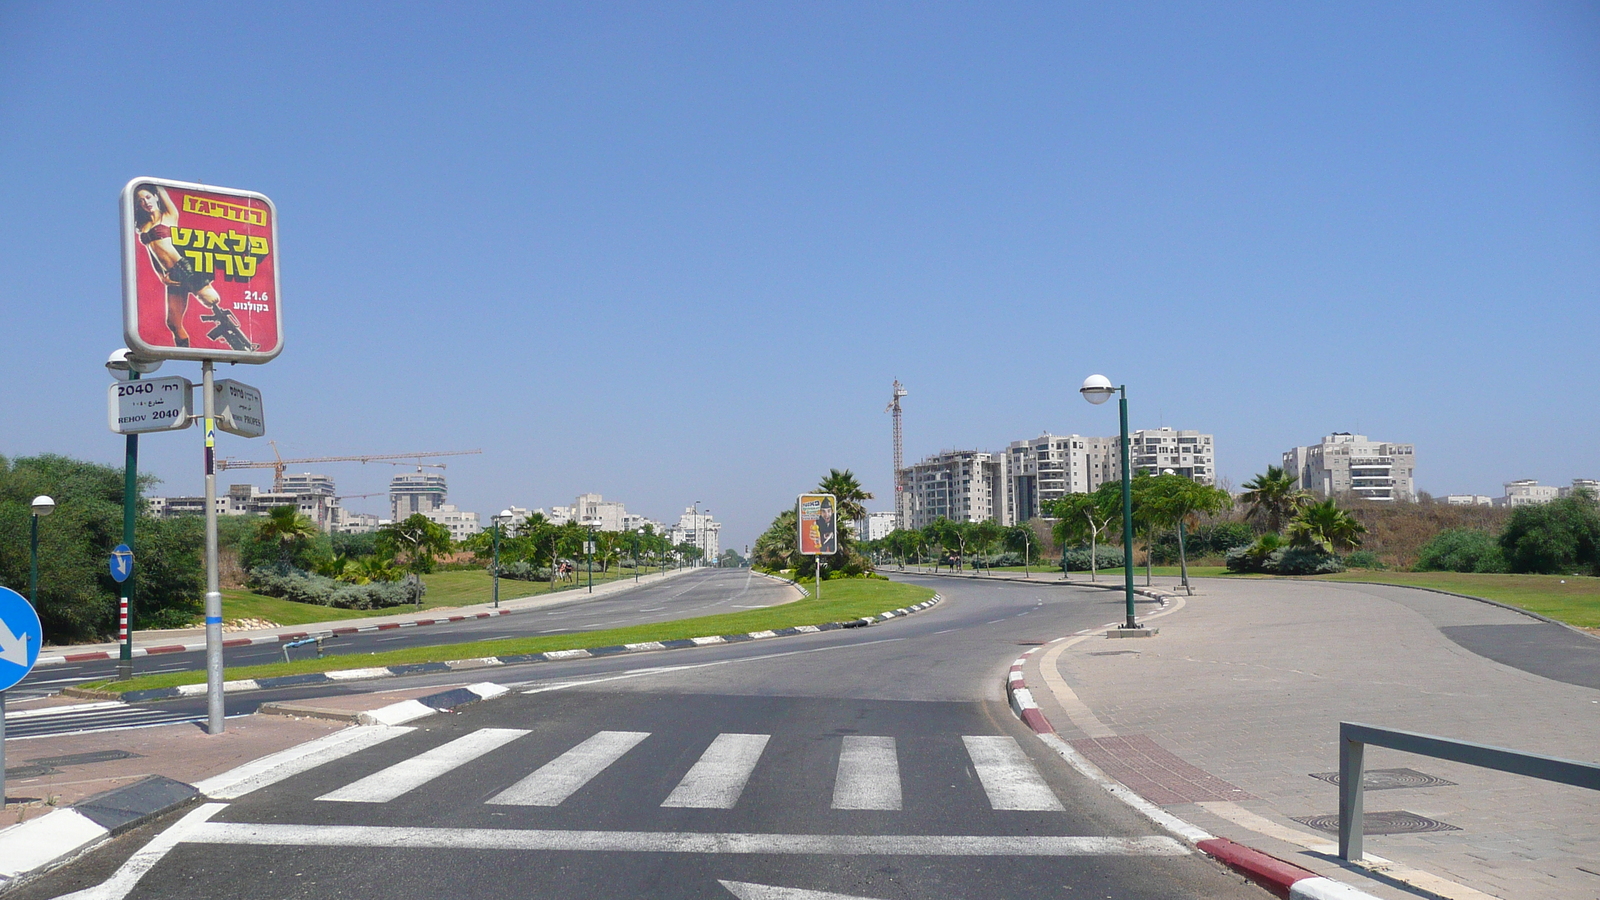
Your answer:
87,577 -> 935,695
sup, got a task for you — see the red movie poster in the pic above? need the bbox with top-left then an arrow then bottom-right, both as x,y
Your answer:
121,178 -> 283,363
798,494 -> 838,556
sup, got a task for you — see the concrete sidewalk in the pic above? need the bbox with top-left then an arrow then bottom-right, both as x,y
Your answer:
38,565 -> 697,665
1025,576 -> 1600,900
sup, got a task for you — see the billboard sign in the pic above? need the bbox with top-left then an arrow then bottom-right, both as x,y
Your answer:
120,177 -> 283,363
213,379 -> 266,438
108,375 -> 194,434
797,493 -> 838,556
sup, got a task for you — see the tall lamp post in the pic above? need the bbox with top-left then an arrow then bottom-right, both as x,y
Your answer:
491,510 -> 512,609
28,496 -> 56,605
1080,374 -> 1140,631
584,522 -> 598,593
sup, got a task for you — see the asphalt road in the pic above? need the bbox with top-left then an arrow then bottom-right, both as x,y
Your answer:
14,574 -> 1266,900
11,568 -> 791,703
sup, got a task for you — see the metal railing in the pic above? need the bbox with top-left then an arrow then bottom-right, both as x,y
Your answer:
1339,722 -> 1600,860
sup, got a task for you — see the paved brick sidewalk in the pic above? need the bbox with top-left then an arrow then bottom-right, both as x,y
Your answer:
1027,577 -> 1600,900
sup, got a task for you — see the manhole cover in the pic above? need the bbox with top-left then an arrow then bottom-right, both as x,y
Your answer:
1291,811 -> 1461,835
29,750 -> 143,768
4,765 -> 59,779
1089,650 -> 1138,656
1309,768 -> 1457,790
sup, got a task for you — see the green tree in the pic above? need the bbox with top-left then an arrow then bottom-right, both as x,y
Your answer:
1415,529 -> 1507,573
1286,499 -> 1368,554
1048,484 -> 1121,581
1239,465 -> 1310,534
254,504 -> 320,568
376,514 -> 454,575
1497,491 -> 1600,575
1141,474 -> 1235,594
970,519 -> 1002,573
752,509 -> 798,572
1003,524 -> 1038,576
817,469 -> 873,524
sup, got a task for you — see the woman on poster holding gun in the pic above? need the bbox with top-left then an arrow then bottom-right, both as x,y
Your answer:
130,183 -> 256,351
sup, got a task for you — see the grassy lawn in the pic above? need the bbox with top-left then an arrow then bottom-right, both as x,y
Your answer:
1305,571 -> 1600,628
919,564 -> 1235,578
213,567 -> 666,626
92,578 -> 934,694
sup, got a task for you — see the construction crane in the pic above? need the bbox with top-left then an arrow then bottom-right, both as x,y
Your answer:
216,442 -> 483,492
886,380 -> 907,529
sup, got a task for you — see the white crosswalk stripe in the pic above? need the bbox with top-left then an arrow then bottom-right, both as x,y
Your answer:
489,730 -> 651,806
662,733 -> 770,809
962,735 -> 1064,811
317,728 -> 529,803
831,736 -> 902,810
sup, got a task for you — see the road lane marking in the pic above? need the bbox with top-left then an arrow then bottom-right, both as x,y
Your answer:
180,822 -> 1188,856
962,735 -> 1064,811
56,802 -> 228,900
831,736 -> 902,810
515,639 -> 907,694
662,733 -> 770,808
318,728 -> 528,803
198,725 -> 416,800
489,730 -> 650,806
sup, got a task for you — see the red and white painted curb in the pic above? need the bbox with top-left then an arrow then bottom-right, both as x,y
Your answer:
1004,641 -> 1379,900
35,609 -> 515,666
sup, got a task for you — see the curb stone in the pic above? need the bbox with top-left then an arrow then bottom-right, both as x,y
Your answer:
0,684 -> 511,892
74,595 -> 945,703
1001,627 -> 1383,900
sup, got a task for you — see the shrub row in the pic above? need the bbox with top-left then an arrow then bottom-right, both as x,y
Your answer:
246,566 -> 425,609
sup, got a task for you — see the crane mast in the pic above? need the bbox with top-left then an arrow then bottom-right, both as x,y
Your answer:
887,380 -> 907,530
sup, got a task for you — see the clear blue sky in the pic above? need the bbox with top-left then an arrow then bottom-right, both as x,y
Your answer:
2,2 -> 1597,551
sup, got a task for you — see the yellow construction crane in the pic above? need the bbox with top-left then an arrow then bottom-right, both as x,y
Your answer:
216,442 -> 483,492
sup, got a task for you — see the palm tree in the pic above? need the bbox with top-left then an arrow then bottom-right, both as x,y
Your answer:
1287,499 -> 1367,554
256,504 -> 319,567
1239,465 -> 1310,533
817,469 -> 873,524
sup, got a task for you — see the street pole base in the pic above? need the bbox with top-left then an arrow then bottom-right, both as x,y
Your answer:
117,659 -> 133,681
1107,626 -> 1158,639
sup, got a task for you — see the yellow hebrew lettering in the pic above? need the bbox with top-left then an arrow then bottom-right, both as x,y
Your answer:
248,236 -> 269,256
229,230 -> 249,252
185,250 -> 206,270
205,231 -> 230,251
173,228 -> 195,246
215,254 -> 235,276
235,255 -> 257,278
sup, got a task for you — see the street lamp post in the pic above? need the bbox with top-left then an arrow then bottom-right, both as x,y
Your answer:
1080,375 -> 1140,632
28,496 -> 56,605
491,510 -> 512,609
585,522 -> 598,593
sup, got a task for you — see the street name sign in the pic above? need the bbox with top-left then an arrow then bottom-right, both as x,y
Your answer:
213,378 -> 266,438
111,544 -> 134,583
0,586 -> 42,691
108,375 -> 194,434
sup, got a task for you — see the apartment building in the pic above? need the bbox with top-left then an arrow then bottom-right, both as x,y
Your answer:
1283,433 -> 1416,502
390,471 -> 448,521
424,504 -> 482,541
855,511 -> 898,542
901,450 -> 1008,529
1000,428 -> 1213,524
667,507 -> 721,561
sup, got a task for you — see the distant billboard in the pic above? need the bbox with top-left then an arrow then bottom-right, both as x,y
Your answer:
798,493 -> 838,556
120,177 -> 283,363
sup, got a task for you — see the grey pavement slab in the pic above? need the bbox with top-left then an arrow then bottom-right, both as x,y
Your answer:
1030,576 -> 1600,900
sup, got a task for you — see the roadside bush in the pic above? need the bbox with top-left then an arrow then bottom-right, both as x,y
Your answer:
1062,546 -> 1125,572
1415,529 -> 1507,573
247,566 -> 423,609
498,561 -> 552,582
973,552 -> 1024,568
1498,494 -> 1600,575
1342,550 -> 1385,570
1225,541 -> 1344,575
1149,523 -> 1255,564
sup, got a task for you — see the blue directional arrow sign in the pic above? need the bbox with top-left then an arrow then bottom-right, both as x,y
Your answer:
0,585 -> 43,692
110,544 -> 134,584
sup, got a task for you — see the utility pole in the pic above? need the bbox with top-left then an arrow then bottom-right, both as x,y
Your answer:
887,380 -> 906,530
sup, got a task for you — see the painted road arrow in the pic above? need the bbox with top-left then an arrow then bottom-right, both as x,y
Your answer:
721,881 -> 886,900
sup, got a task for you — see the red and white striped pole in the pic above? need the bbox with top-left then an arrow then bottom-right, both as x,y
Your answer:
118,595 -> 130,642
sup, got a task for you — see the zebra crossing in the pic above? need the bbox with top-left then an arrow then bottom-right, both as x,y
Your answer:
2,700 -> 205,739
290,726 -> 1068,813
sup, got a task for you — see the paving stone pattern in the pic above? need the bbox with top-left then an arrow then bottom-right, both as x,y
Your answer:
1045,577 -> 1600,900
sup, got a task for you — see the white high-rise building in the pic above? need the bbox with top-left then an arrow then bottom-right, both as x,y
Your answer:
390,471 -> 448,521
573,493 -> 628,531
902,450 -> 1009,529
1001,428 -> 1213,524
668,508 -> 720,562
1283,433 -> 1416,502
855,511 -> 898,541
424,504 -> 481,541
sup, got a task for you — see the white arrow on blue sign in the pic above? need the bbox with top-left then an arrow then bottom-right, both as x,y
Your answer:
111,544 -> 134,583
0,585 -> 43,692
